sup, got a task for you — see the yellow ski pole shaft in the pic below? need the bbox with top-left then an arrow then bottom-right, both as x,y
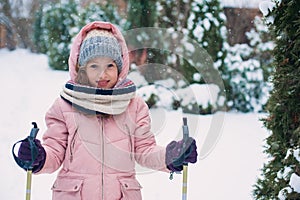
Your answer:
182,164 -> 188,200
182,117 -> 189,200
26,170 -> 32,200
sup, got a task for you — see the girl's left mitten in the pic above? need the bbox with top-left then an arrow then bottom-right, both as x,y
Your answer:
165,137 -> 198,172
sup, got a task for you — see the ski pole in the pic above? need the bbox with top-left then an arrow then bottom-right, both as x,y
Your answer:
182,117 -> 189,200
26,122 -> 39,200
12,122 -> 39,200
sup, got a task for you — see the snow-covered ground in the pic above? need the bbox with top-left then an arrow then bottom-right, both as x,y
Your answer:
0,49 -> 268,199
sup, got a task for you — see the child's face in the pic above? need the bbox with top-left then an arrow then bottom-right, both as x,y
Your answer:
85,57 -> 118,88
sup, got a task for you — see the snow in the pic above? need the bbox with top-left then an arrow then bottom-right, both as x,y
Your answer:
278,187 -> 293,200
0,49 -> 269,199
277,167 -> 292,180
277,149 -> 300,195
220,0 -> 273,8
259,1 -> 276,16
294,149 -> 300,162
278,172 -> 300,199
290,174 -> 300,193
189,84 -> 220,107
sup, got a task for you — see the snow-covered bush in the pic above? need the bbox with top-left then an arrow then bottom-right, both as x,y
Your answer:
128,0 -> 227,114
224,43 -> 266,112
224,16 -> 274,112
128,68 -> 223,114
145,0 -> 273,113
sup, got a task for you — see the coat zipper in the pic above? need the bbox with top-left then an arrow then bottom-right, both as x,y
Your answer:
69,128 -> 78,162
99,116 -> 105,200
125,125 -> 134,161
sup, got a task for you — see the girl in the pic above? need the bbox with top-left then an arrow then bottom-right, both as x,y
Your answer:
17,21 -> 197,199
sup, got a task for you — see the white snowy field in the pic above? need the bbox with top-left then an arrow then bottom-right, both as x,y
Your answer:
0,49 -> 268,199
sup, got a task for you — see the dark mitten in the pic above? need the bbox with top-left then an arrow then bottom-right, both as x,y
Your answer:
18,139 -> 46,173
165,137 -> 197,172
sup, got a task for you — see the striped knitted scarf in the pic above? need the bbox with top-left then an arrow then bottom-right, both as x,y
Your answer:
60,79 -> 136,115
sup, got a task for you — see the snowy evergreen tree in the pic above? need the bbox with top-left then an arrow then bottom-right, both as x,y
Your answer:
33,0 -> 120,70
33,4 -> 46,53
125,0 -> 157,66
126,0 -> 157,29
78,1 -> 122,29
34,0 -> 79,70
188,0 -> 227,70
157,0 -> 194,83
186,0 -> 227,113
254,0 -> 300,199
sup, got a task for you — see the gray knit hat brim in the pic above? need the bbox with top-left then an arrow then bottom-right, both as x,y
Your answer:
78,32 -> 123,72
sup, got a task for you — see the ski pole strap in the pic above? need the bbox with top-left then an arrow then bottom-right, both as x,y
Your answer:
12,137 -> 39,170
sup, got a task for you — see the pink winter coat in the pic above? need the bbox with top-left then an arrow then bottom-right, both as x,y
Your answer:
38,21 -> 169,200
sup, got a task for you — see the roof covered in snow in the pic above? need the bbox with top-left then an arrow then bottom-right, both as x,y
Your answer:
220,0 -> 272,8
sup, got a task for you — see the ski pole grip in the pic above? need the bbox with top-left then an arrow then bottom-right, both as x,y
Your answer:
182,117 -> 189,141
29,122 -> 39,139
182,117 -> 190,166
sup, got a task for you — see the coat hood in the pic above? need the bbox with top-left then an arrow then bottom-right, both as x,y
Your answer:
68,21 -> 129,84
